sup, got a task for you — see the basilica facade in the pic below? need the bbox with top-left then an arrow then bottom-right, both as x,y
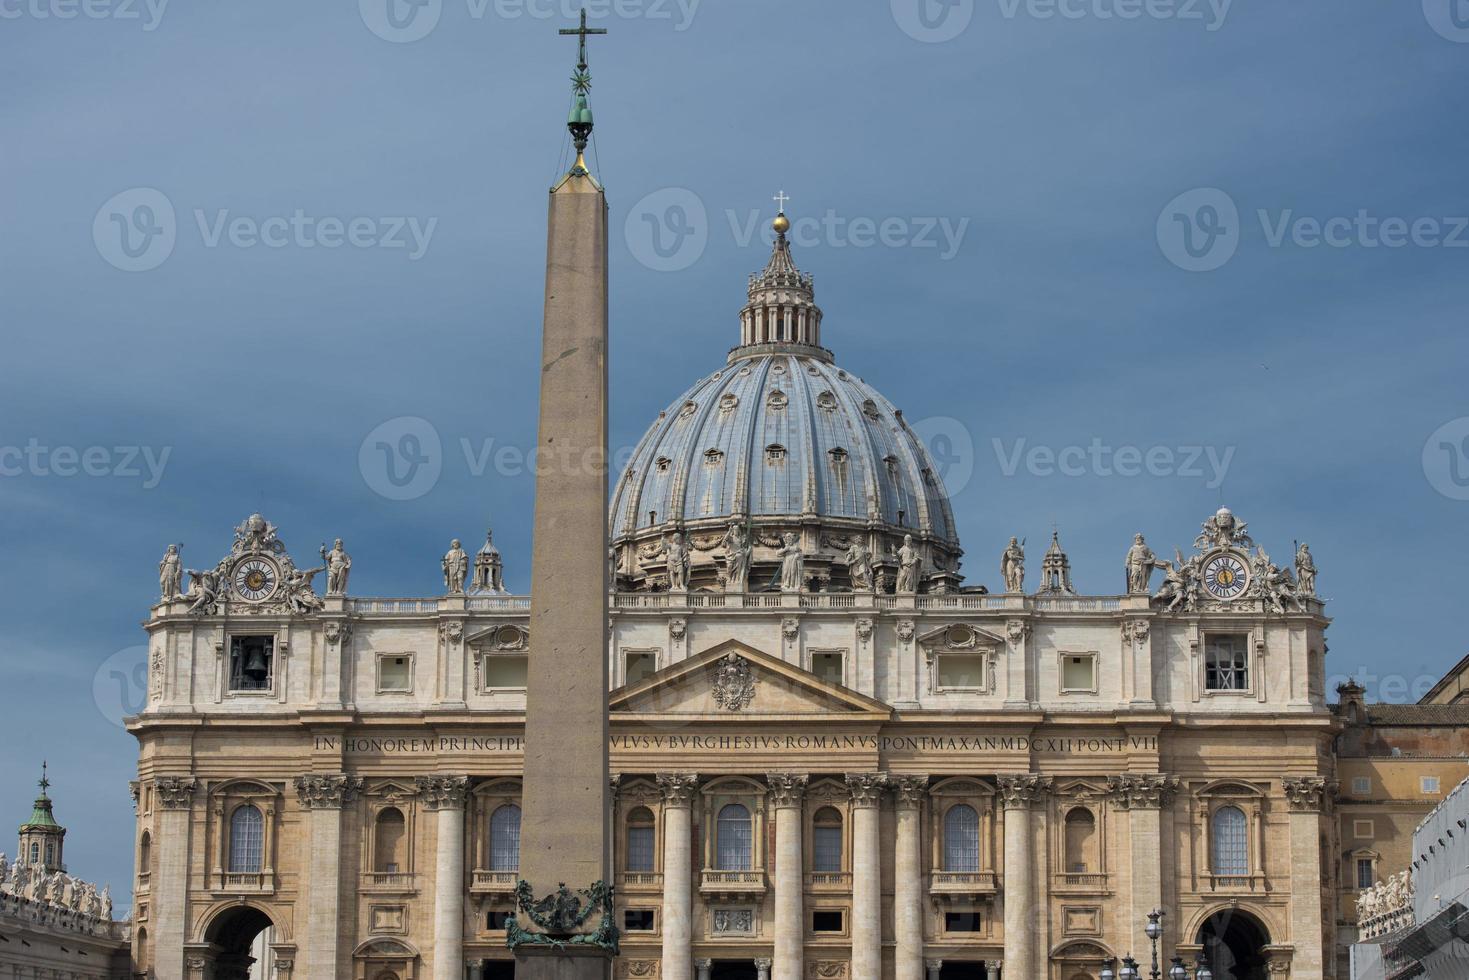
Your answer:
129,224 -> 1338,980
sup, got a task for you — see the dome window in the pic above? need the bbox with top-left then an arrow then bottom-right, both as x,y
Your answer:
765,444 -> 788,465
679,401 -> 698,419
766,390 -> 788,411
921,467 -> 938,487
883,455 -> 900,480
703,449 -> 725,468
816,391 -> 838,411
655,457 -> 672,474
719,393 -> 739,413
828,447 -> 849,468
861,399 -> 881,420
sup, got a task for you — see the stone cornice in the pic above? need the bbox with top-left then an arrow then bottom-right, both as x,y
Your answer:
294,773 -> 364,809
765,772 -> 809,808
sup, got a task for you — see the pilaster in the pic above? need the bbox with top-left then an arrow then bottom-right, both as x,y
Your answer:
767,773 -> 808,980
658,773 -> 699,980
892,775 -> 929,980
846,773 -> 888,980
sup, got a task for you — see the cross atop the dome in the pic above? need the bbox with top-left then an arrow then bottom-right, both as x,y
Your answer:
773,190 -> 791,213
38,760 -> 49,797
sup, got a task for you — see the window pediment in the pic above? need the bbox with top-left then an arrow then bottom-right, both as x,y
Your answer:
917,623 -> 1005,650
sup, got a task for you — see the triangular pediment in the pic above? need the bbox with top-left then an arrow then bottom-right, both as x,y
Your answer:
611,639 -> 891,720
915,622 -> 1006,649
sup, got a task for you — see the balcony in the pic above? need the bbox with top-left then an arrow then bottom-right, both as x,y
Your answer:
360,871 -> 418,894
1054,872 -> 1110,894
928,871 -> 998,897
805,872 -> 853,892
216,871 -> 274,893
700,869 -> 767,897
471,870 -> 519,895
1204,873 -> 1268,893
618,871 -> 664,893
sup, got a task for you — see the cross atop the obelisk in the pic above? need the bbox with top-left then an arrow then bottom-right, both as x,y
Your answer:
560,9 -> 607,84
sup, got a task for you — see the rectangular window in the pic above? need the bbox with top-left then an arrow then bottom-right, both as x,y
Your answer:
377,654 -> 413,693
626,825 -> 655,873
1352,776 -> 1371,795
937,653 -> 986,691
624,651 -> 657,687
811,652 -> 845,686
624,909 -> 655,931
811,911 -> 844,933
1356,858 -> 1375,891
228,635 -> 275,692
486,911 -> 513,930
813,825 -> 843,873
482,655 -> 528,690
1421,776 -> 1441,794
1204,634 -> 1250,692
945,912 -> 982,933
1354,819 -> 1375,839
1061,653 -> 1097,693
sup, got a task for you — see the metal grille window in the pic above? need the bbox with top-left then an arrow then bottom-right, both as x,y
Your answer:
1357,858 -> 1375,891
228,805 -> 264,873
1204,634 -> 1249,691
812,808 -> 843,872
943,804 -> 980,873
490,804 -> 522,871
716,804 -> 752,871
626,808 -> 655,873
1210,806 -> 1248,876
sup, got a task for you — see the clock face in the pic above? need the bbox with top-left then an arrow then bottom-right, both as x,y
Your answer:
233,557 -> 280,602
1202,552 -> 1250,601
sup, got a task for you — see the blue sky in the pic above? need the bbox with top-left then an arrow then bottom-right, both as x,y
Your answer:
2,0 -> 1467,907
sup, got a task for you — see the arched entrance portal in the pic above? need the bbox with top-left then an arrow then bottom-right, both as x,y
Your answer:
198,904 -> 276,980
1195,908 -> 1270,980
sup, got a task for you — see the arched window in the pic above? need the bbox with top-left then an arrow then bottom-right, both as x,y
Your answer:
139,831 -> 152,876
28,843 -> 39,863
1211,805 -> 1249,876
374,807 -> 406,873
812,807 -> 843,873
943,804 -> 980,873
1064,808 -> 1097,873
716,804 -> 752,871
625,807 -> 655,873
490,804 -> 522,871
228,805 -> 264,874
136,927 -> 149,972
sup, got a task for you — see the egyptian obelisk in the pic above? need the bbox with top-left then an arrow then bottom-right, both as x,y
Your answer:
512,12 -> 614,980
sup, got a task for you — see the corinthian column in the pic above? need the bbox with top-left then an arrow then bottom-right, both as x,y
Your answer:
998,774 -> 1050,980
151,778 -> 197,980
1106,773 -> 1179,955
295,774 -> 362,978
658,773 -> 699,980
1284,777 -> 1331,978
767,773 -> 809,980
419,775 -> 470,980
847,773 -> 889,980
892,775 -> 929,980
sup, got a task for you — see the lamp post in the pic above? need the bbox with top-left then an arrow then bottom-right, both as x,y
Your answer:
1100,910 -> 1212,980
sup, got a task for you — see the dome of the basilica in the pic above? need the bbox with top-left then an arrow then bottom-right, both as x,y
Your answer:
608,215 -> 964,594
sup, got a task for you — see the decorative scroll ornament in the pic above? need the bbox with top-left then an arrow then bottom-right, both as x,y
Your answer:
505,879 -> 620,954
656,772 -> 699,806
155,777 -> 198,809
1282,776 -> 1332,812
845,772 -> 889,806
996,773 -> 1052,808
766,772 -> 809,808
1105,773 -> 1180,810
294,774 -> 363,810
890,774 -> 929,810
415,775 -> 470,810
1195,506 -> 1254,551
711,653 -> 756,711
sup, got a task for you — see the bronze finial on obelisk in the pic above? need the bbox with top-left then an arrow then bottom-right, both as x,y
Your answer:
509,10 -> 615,979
